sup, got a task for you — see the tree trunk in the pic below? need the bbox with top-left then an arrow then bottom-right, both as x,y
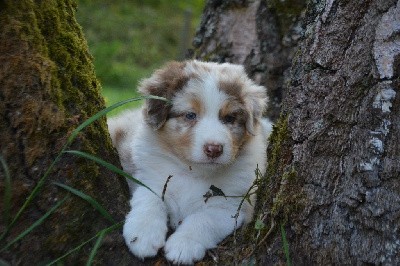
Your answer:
194,0 -> 400,265
258,0 -> 400,264
0,1 -> 146,264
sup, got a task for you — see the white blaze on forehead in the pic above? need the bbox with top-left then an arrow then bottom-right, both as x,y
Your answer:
173,70 -> 229,116
197,73 -> 228,116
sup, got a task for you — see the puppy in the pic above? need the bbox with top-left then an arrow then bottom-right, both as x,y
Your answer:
107,60 -> 272,264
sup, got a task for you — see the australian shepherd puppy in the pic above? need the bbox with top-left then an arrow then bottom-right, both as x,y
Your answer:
108,60 -> 272,264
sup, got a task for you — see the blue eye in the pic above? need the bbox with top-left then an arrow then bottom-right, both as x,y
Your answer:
185,112 -> 197,120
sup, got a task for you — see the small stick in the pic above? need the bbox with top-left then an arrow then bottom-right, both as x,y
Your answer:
162,175 -> 173,202
257,218 -> 276,247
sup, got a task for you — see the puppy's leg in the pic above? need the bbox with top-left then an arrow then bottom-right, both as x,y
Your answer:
123,187 -> 168,259
164,202 -> 246,265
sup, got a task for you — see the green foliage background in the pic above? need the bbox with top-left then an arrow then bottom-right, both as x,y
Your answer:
76,0 -> 204,114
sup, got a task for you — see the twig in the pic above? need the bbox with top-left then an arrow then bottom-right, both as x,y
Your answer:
257,218 -> 275,247
162,175 -> 173,202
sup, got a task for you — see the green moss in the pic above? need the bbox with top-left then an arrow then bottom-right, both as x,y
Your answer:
270,168 -> 304,222
251,114 -> 291,214
0,1 -> 130,263
37,2 -> 103,113
266,115 -> 289,179
242,114 -> 305,252
34,1 -> 117,156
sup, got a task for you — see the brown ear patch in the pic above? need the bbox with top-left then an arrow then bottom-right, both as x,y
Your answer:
141,61 -> 189,97
218,80 -> 244,102
139,61 -> 189,129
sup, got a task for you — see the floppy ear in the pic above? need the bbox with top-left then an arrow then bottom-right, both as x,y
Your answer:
243,84 -> 268,135
138,61 -> 188,130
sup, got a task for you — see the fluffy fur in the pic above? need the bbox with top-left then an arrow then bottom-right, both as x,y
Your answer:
107,60 -> 272,264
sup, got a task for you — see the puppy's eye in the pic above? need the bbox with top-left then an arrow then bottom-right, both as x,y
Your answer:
223,114 -> 236,124
185,112 -> 197,120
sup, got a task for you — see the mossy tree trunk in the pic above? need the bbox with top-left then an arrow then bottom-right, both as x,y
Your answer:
0,1 -> 145,264
194,0 -> 400,264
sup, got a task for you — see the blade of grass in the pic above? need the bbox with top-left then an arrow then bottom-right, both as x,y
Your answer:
3,95 -> 165,237
67,95 -> 168,145
54,182 -> 115,224
46,221 -> 123,266
64,150 -> 156,195
0,155 -> 12,227
1,152 -> 63,241
280,223 -> 292,266
0,196 -> 68,252
85,230 -> 106,266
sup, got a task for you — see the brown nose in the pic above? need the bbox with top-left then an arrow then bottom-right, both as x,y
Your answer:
203,143 -> 223,158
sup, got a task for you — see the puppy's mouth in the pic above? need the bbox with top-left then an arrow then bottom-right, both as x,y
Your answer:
198,161 -> 222,165
191,158 -> 231,167
189,162 -> 224,171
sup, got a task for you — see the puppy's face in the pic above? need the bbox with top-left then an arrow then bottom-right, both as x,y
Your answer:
140,60 -> 267,166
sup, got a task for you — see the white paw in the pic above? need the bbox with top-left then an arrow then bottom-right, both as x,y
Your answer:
164,233 -> 206,265
123,215 -> 168,259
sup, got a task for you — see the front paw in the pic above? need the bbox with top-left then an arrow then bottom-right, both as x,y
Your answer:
123,215 -> 168,259
164,233 -> 206,265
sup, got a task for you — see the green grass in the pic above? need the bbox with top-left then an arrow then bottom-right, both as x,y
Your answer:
0,96 -> 168,263
0,155 -> 11,226
101,86 -> 142,116
281,223 -> 292,266
76,0 -> 205,111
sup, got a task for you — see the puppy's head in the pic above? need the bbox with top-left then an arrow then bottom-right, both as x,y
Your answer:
139,60 -> 268,166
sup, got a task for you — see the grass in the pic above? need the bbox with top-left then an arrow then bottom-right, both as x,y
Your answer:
54,182 -> 116,224
0,155 -> 11,226
281,223 -> 292,266
3,111 -> 292,262
101,86 -> 142,116
1,94 -> 294,264
0,96 -> 168,264
47,221 -> 124,266
76,0 -> 205,112
0,197 -> 68,252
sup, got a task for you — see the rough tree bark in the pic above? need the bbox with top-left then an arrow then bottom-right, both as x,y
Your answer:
193,0 -> 400,265
258,0 -> 400,264
0,1 -> 147,264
